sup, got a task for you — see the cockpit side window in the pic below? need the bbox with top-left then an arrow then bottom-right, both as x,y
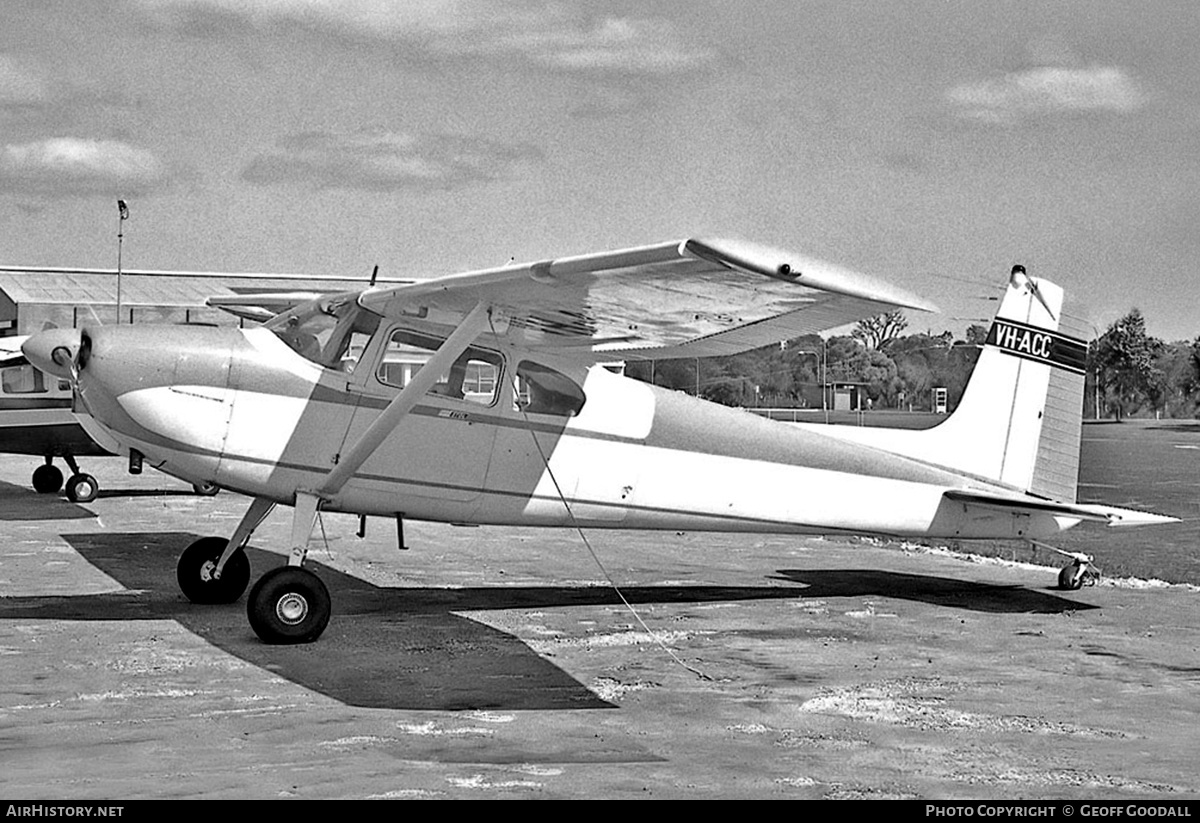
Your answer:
513,360 -> 585,417
376,329 -> 502,406
265,292 -> 380,371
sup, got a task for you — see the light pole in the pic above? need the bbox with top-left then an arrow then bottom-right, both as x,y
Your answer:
116,199 -> 128,324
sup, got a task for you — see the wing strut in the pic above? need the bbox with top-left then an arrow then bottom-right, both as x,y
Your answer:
285,301 -> 493,566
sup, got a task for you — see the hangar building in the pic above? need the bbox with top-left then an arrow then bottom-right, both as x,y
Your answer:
0,266 -> 405,336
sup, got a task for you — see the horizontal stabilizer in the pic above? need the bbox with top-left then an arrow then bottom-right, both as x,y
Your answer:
943,489 -> 1178,527
943,489 -> 1110,522
1069,503 -> 1181,528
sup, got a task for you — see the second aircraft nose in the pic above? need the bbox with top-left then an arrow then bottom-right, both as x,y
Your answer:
22,328 -> 82,381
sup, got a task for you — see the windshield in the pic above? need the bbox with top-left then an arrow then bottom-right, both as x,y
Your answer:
265,292 -> 380,371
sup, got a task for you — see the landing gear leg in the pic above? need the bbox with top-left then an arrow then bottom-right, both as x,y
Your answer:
242,302 -> 491,645
32,458 -> 63,494
177,496 -> 275,604
62,455 -> 98,503
247,492 -> 331,644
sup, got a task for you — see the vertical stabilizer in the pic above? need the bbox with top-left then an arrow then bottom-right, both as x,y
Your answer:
934,267 -> 1088,500
809,267 -> 1089,502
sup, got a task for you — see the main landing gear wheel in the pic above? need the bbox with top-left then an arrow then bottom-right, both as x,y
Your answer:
32,463 -> 63,494
247,566 -> 331,645
65,473 -> 98,504
177,536 -> 251,604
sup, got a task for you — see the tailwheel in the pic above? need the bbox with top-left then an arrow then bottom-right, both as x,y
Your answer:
1029,541 -> 1100,591
192,481 -> 220,496
32,463 -> 63,494
1056,552 -> 1099,590
177,536 -> 251,604
65,473 -> 99,503
247,566 -> 331,644
1058,560 -> 1094,590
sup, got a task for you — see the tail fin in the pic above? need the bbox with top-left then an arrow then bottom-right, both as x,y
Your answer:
813,266 -> 1089,501
922,266 -> 1088,500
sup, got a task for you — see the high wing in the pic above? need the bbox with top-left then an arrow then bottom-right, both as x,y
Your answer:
357,238 -> 938,359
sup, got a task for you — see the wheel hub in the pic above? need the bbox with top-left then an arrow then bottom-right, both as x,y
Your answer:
276,592 -> 309,625
199,559 -> 217,583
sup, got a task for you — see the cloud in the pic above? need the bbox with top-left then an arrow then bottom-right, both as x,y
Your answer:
134,0 -> 716,75
437,15 -> 716,75
0,137 -> 168,197
947,66 -> 1147,123
240,129 -> 541,190
0,54 -> 48,109
135,0 -> 475,35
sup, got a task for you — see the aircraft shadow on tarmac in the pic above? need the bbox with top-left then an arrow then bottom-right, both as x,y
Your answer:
1,531 -> 1093,711
0,480 -> 94,521
771,569 -> 1098,614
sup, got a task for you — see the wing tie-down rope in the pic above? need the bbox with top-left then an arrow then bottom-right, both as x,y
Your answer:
489,312 -> 711,682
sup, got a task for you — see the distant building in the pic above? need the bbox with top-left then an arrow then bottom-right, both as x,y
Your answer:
0,266 -> 403,336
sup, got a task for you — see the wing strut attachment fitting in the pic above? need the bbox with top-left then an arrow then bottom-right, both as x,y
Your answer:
286,301 -> 494,565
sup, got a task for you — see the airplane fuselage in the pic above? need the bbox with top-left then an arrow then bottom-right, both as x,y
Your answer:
69,322 -> 1071,542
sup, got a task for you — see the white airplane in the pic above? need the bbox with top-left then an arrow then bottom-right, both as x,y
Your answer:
0,270 -> 405,501
0,336 -> 108,501
21,238 -> 1175,644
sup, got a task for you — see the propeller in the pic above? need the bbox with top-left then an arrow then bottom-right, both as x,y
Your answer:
21,328 -> 85,384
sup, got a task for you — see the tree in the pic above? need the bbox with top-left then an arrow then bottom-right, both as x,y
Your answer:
1154,338 -> 1200,418
1091,309 -> 1163,419
852,310 -> 908,351
965,324 -> 989,346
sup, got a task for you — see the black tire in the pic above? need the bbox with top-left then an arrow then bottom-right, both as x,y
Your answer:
192,481 -> 220,496
177,536 -> 251,604
32,464 -> 63,494
65,473 -> 99,504
1058,564 -> 1084,591
247,566 -> 331,644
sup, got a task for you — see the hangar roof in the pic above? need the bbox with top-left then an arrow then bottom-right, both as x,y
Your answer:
0,266 -> 412,307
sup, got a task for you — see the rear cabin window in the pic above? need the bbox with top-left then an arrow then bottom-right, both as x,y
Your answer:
377,330 -> 501,406
513,360 -> 585,417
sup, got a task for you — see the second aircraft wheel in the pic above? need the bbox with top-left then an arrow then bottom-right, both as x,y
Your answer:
247,566 -> 331,644
32,464 -> 64,494
177,536 -> 251,604
65,473 -> 99,503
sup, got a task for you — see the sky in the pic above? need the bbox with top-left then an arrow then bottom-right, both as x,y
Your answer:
2,0 -> 1198,342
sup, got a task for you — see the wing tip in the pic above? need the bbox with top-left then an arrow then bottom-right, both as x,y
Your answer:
685,236 -> 939,314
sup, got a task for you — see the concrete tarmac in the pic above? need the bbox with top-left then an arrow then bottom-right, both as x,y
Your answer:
1,455 -> 1198,800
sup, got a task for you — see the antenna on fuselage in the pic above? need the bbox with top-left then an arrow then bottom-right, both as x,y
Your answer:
369,264 -> 379,287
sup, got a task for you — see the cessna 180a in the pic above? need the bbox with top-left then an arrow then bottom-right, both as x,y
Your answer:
21,238 -> 1175,644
